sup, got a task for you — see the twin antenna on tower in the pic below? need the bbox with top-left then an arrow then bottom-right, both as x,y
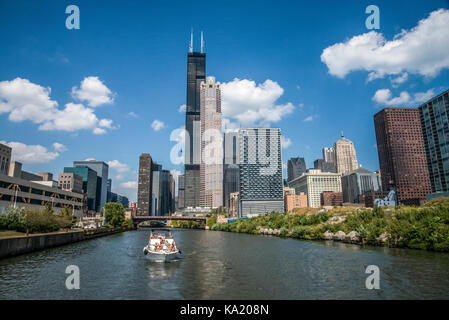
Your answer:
189,29 -> 204,53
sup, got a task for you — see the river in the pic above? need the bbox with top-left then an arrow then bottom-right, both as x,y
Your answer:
0,229 -> 448,299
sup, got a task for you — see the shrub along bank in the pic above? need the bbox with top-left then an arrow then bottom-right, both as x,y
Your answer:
211,198 -> 449,252
171,220 -> 203,229
0,205 -> 73,234
0,202 -> 133,234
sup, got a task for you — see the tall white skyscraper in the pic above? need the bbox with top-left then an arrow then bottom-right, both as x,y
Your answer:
333,133 -> 358,175
200,76 -> 223,208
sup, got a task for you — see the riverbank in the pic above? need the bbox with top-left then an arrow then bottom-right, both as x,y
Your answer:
0,226 -> 131,259
211,198 -> 449,252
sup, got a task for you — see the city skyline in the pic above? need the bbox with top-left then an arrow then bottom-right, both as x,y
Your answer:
1,1 -> 449,203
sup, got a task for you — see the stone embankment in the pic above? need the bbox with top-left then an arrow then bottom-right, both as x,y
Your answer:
257,226 -> 391,245
257,227 -> 281,236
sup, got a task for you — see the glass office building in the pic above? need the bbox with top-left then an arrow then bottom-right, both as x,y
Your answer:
64,166 -> 98,211
73,160 -> 109,212
418,89 -> 449,193
223,132 -> 239,209
238,128 -> 284,216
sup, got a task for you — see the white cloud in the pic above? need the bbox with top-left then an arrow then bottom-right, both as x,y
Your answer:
39,102 -> 99,131
178,104 -> 186,113
0,77 -> 58,123
372,88 -> 435,106
303,116 -> 314,122
151,119 -> 165,131
84,158 -> 96,161
221,78 -> 295,127
281,136 -> 292,149
0,78 -> 115,134
372,89 -> 410,106
321,9 -> 449,80
120,181 -> 137,189
93,127 -> 106,135
115,174 -> 124,181
390,72 -> 408,87
413,89 -> 436,104
71,76 -> 115,107
127,112 -> 138,118
52,142 -> 67,152
107,160 -> 130,173
99,118 -> 114,128
0,140 -> 59,164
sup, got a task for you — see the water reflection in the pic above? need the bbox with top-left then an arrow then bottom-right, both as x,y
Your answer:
146,259 -> 180,280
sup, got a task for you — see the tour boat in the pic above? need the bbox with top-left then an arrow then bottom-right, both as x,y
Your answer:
143,229 -> 180,262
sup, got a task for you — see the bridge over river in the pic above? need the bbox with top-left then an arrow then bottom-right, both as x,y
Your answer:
132,215 -> 211,227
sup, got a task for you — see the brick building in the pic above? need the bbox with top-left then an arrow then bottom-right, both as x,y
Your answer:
374,108 -> 431,205
321,191 -> 343,207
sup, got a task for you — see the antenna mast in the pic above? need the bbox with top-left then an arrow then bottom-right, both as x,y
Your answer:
201,31 -> 204,53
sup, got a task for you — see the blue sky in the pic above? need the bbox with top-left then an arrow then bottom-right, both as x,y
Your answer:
1,0 -> 449,202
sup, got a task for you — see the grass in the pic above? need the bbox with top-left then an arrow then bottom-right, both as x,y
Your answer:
0,228 -> 85,239
0,230 -> 26,238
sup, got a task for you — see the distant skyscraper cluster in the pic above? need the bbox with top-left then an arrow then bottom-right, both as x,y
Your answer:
287,89 -> 449,208
176,32 -> 284,216
139,33 -> 448,216
0,143 -> 129,217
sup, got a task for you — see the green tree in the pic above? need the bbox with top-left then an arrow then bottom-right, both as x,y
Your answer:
103,202 -> 125,227
44,202 -> 54,215
206,218 -> 217,229
123,218 -> 133,229
59,206 -> 73,217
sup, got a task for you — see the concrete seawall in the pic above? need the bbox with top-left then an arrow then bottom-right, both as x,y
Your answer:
0,228 -> 129,259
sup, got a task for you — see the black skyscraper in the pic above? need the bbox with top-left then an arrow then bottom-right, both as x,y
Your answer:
137,153 -> 153,216
184,32 -> 205,207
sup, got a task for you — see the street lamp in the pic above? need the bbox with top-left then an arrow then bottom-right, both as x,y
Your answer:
13,186 -> 18,208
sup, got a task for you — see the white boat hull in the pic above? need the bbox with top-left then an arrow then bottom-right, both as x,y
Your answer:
143,247 -> 178,262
